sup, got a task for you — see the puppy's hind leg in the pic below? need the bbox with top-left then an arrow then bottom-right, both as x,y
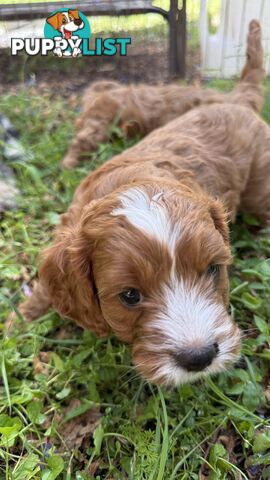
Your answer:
62,94 -> 123,169
232,19 -> 265,112
240,20 -> 264,85
241,137 -> 270,228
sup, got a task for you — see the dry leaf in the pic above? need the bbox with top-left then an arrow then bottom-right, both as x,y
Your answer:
33,351 -> 51,376
60,400 -> 101,450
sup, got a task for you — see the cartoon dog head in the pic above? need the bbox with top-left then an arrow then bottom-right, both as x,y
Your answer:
46,10 -> 84,39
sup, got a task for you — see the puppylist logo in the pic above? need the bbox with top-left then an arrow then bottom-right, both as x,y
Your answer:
11,8 -> 131,58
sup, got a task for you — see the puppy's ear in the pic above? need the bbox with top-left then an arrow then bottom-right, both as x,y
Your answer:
39,224 -> 109,337
68,9 -> 80,19
46,13 -> 60,30
121,119 -> 144,138
209,199 -> 230,245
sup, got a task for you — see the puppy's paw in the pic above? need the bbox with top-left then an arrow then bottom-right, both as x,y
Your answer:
4,308 -> 30,336
61,153 -> 79,169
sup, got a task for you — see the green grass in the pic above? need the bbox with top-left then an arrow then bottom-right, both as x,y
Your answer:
0,80 -> 270,479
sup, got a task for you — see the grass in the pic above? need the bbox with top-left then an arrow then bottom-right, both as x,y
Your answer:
0,79 -> 270,479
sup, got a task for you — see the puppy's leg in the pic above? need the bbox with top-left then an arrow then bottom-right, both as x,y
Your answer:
241,141 -> 270,227
232,19 -> 265,112
81,81 -> 120,107
12,281 -> 51,323
5,282 -> 51,335
62,94 -> 123,168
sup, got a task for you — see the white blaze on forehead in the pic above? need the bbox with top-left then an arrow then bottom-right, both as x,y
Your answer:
111,187 -> 181,253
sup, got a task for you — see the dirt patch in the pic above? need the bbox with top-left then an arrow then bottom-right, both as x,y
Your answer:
0,32 -> 200,96
0,36 -> 170,95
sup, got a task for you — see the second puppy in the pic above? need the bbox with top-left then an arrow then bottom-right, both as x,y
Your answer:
62,20 -> 264,168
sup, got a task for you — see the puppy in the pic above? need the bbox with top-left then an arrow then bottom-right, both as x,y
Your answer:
46,9 -> 84,57
14,24 -> 270,387
62,20 -> 264,167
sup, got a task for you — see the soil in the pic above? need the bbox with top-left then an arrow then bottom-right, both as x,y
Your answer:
1,37 -> 169,95
0,35 -> 199,95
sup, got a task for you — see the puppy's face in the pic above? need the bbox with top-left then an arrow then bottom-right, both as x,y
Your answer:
41,181 -> 241,386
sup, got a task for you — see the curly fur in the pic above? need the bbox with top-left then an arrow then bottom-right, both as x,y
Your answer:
13,21 -> 269,385
62,20 -> 265,168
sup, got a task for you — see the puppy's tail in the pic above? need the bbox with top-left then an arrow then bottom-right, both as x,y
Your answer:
234,19 -> 265,112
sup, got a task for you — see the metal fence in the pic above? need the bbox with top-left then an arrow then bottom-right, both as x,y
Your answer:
1,0 -> 268,84
0,0 -> 186,82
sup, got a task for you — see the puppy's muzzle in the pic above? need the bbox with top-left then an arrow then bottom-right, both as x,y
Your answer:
173,342 -> 219,372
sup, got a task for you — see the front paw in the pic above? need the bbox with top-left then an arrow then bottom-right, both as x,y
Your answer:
62,152 -> 79,169
4,309 -> 28,336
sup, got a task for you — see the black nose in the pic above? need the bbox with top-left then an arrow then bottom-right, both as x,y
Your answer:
173,343 -> 219,372
74,18 -> 82,26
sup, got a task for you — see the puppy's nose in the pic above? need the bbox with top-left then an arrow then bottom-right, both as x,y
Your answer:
173,343 -> 219,372
74,19 -> 82,26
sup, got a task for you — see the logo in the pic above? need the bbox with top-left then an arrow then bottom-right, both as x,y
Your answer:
11,8 -> 131,57
44,8 -> 91,57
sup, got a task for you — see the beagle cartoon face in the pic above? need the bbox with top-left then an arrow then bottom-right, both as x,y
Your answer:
46,10 -> 84,40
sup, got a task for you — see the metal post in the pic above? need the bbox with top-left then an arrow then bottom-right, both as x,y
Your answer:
168,0 -> 186,78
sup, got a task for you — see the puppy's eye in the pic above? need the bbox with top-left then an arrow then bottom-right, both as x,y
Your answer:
206,264 -> 220,277
69,15 -> 73,21
62,18 -> 67,24
119,289 -> 142,307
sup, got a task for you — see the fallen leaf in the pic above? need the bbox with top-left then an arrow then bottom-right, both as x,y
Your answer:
87,460 -> 100,476
59,400 -> 101,450
33,351 -> 51,376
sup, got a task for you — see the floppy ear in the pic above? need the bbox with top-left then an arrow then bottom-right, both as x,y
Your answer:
121,119 -> 144,137
120,108 -> 146,138
46,13 -> 60,30
68,9 -> 80,19
39,225 -> 109,337
209,198 -> 230,245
